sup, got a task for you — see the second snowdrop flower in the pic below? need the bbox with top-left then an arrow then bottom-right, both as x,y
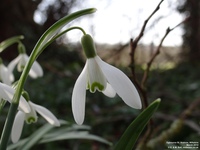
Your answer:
11,91 -> 60,143
8,43 -> 43,79
72,34 -> 142,125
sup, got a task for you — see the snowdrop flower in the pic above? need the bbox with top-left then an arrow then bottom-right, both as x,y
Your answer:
0,82 -> 30,113
8,43 -> 43,79
0,58 -> 14,85
72,34 -> 142,125
11,92 -> 60,143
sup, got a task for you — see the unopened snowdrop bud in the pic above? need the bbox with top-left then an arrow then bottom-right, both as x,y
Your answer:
81,34 -> 97,58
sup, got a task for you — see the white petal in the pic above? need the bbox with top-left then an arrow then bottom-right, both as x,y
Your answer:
29,101 -> 60,126
11,111 -> 25,143
72,63 -> 87,125
0,83 -> 31,113
24,55 -> 43,78
0,64 -> 12,85
95,56 -> 142,109
8,55 -> 21,73
102,83 -> 116,98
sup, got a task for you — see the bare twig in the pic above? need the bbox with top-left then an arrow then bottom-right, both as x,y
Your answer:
141,16 -> 190,90
129,0 -> 165,112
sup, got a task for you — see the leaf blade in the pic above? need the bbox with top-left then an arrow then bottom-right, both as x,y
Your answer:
114,98 -> 161,150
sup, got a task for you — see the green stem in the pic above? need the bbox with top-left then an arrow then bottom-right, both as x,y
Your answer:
0,103 -> 18,150
0,8 -> 95,150
0,100 -> 7,115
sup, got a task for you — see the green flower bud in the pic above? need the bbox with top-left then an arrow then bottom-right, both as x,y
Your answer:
18,43 -> 26,54
81,34 -> 97,58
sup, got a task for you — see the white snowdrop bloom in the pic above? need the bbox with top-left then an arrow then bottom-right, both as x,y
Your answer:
72,34 -> 142,125
11,101 -> 60,143
0,82 -> 30,113
8,53 -> 43,79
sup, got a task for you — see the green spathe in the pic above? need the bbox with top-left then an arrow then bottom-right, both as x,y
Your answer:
81,34 -> 97,58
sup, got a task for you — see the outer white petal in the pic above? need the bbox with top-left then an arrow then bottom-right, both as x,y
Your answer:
11,111 -> 25,143
0,83 -> 31,113
23,55 -> 43,78
72,62 -> 87,125
102,83 -> 116,98
0,64 -> 11,85
7,55 -> 21,81
29,101 -> 60,126
95,56 -> 142,109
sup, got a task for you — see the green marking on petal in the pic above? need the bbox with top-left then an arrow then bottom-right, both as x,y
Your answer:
90,82 -> 104,93
26,116 -> 37,124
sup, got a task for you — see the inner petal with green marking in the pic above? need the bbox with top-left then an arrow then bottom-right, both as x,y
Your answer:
87,57 -> 107,93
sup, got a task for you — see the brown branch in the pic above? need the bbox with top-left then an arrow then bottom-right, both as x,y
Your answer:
141,16 -> 190,90
135,9 -> 190,150
129,0 -> 164,75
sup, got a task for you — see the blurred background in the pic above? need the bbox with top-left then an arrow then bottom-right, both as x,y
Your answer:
0,0 -> 200,149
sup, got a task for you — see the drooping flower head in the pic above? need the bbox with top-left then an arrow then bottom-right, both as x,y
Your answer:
11,90 -> 60,143
72,34 -> 142,125
8,43 -> 43,79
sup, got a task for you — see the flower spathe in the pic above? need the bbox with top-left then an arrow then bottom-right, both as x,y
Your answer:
11,101 -> 60,143
72,34 -> 142,125
8,53 -> 43,79
0,82 -> 30,113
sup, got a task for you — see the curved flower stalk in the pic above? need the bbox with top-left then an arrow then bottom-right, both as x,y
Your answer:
0,82 -> 30,113
11,100 -> 60,143
0,8 -> 96,150
72,34 -> 142,125
0,58 -> 14,85
8,43 -> 43,79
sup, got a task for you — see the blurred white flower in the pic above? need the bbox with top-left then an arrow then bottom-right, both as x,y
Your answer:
8,53 -> 43,79
0,82 -> 30,113
72,34 -> 142,125
11,101 -> 60,143
0,61 -> 14,85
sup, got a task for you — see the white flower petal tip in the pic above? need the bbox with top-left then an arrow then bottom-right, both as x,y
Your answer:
29,101 -> 60,127
102,83 -> 116,98
72,63 -> 87,125
11,111 -> 25,143
95,56 -> 142,109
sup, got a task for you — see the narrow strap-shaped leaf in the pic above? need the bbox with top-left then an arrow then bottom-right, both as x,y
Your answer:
17,124 -> 54,150
40,131 -> 112,146
114,98 -> 161,150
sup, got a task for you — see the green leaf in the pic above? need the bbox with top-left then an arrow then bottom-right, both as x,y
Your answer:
31,8 -> 96,60
114,98 -> 161,150
0,35 -> 24,53
7,121 -> 111,150
17,124 -> 54,150
40,131 -> 112,146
